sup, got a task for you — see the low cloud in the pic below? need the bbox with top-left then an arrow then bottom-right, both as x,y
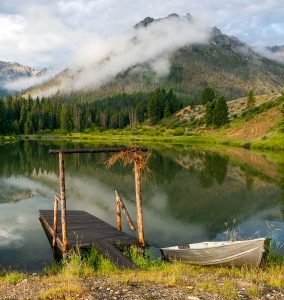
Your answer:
254,46 -> 284,63
52,15 -> 211,93
3,70 -> 56,91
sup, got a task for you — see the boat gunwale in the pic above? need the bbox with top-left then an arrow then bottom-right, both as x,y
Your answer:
160,238 -> 268,251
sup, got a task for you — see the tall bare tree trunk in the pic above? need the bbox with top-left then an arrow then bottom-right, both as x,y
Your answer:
134,159 -> 145,246
59,152 -> 68,254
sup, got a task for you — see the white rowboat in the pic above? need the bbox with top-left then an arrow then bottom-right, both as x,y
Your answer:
160,238 -> 270,267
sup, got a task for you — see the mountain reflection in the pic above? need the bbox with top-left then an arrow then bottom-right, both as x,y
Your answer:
0,141 -> 283,270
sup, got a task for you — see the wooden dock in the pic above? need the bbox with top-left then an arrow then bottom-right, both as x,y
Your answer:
39,210 -> 137,269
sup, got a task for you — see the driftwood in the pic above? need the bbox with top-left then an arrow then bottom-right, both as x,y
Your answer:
115,190 -> 136,232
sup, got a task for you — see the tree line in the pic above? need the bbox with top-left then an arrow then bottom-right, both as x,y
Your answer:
0,88 -> 182,135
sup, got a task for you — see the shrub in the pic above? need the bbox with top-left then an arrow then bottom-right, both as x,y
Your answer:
172,128 -> 185,136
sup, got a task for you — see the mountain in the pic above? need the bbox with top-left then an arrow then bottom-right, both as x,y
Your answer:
267,45 -> 284,61
0,61 -> 47,96
268,45 -> 284,53
25,14 -> 284,102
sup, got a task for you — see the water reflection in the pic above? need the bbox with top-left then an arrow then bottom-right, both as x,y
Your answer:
0,141 -> 283,271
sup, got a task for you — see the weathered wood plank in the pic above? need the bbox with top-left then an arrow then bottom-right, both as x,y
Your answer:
49,148 -> 148,154
94,240 -> 136,269
39,210 -> 137,269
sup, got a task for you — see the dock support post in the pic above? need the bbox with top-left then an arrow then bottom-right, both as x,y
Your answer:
59,152 -> 68,254
53,195 -> 58,247
134,159 -> 145,247
115,190 -> 136,231
116,192 -> 122,231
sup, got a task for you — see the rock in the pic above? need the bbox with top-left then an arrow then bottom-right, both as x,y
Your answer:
188,296 -> 200,300
20,279 -> 28,284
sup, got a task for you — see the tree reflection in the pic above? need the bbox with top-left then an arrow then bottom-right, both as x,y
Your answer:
199,152 -> 229,188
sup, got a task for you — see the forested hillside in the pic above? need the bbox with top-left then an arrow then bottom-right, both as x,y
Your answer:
0,89 -> 182,134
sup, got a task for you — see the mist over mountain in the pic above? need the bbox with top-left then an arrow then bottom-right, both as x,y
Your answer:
18,13 -> 284,101
266,45 -> 284,61
0,61 -> 50,96
268,45 -> 284,53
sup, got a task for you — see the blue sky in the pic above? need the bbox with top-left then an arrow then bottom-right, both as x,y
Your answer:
0,0 -> 283,69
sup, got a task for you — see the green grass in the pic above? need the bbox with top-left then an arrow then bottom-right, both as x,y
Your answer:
1,272 -> 23,284
44,247 -> 117,277
1,246 -> 284,299
37,284 -> 86,299
0,135 -> 18,145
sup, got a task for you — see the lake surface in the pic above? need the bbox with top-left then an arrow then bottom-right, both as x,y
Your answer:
0,140 -> 283,272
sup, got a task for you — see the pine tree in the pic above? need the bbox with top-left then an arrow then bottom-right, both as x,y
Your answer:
12,120 -> 19,134
147,92 -> 159,125
163,101 -> 171,118
19,101 -> 28,133
201,87 -> 215,104
24,113 -> 33,134
212,96 -> 229,127
0,98 -> 5,134
60,105 -> 74,132
205,101 -> 215,126
246,89 -> 255,108
136,101 -> 147,123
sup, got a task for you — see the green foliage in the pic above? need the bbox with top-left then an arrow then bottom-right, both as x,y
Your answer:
241,100 -> 276,120
85,247 -> 117,272
172,128 -> 185,136
60,105 -> 74,132
246,89 -> 255,108
201,87 -> 215,104
44,247 -> 117,276
205,96 -> 229,127
213,96 -> 229,127
147,88 -> 182,125
205,101 -> 215,126
0,98 -> 5,134
1,89 -> 182,135
1,272 -> 23,284
121,245 -> 164,270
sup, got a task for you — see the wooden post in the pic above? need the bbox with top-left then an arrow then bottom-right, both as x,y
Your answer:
59,152 -> 68,254
53,195 -> 59,247
116,193 -> 122,231
134,159 -> 145,246
115,190 -> 136,231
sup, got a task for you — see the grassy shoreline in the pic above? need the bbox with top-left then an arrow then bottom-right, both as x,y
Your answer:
1,247 -> 283,299
2,128 -> 283,151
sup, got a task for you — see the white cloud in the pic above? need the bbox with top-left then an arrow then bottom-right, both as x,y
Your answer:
3,69 -> 56,91
40,15 -> 211,94
0,0 -> 283,71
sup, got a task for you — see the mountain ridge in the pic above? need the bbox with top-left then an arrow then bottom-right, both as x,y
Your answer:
24,14 -> 284,102
0,61 -> 48,95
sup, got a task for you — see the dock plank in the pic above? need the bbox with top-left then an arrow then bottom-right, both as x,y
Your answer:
39,210 -> 137,269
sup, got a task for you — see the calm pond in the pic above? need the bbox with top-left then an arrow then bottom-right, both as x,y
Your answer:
0,140 -> 283,272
